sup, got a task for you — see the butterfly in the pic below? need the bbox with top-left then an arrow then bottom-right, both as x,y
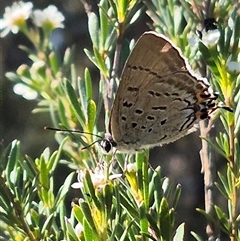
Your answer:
45,32 -> 219,154
100,31 -> 218,153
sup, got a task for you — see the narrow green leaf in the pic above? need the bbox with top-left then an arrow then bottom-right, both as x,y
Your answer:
196,208 -> 218,224
226,165 -> 233,194
172,184 -> 181,210
149,167 -> 162,210
173,223 -> 185,241
190,231 -> 204,241
39,157 -> 49,189
65,218 -> 79,241
214,205 -> 230,234
78,76 -> 87,116
84,48 -> 98,67
64,79 -> 86,128
232,14 -> 240,56
80,201 -> 97,235
99,0 -> 109,48
84,68 -> 93,100
201,137 -> 227,158
58,99 -> 69,127
72,204 -> 84,224
6,140 -> 19,179
119,193 -> 139,218
117,0 -> 128,23
62,46 -> 75,71
160,198 -> 171,241
41,213 -> 54,236
215,182 -> 229,200
93,46 -> 108,76
103,183 -> 113,218
139,203 -> 148,235
146,211 -> 160,238
55,172 -> 74,207
88,12 -> 99,48
49,51 -> 59,75
83,217 -> 95,241
5,71 -> 22,82
217,171 -> 230,197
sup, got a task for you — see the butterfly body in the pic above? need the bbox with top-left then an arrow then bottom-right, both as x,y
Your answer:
103,32 -> 217,153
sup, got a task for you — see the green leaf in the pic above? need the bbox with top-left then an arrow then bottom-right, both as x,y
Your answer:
190,231 -> 204,241
58,99 -> 69,127
103,183 -> 113,218
117,0 -> 128,23
79,201 -> 97,235
49,51 -> 59,76
78,76 -> 87,116
41,214 -> 54,236
6,140 -> 20,188
93,46 -> 108,77
88,12 -> 99,48
83,217 -> 95,241
173,223 -> 185,241
55,172 -> 74,207
201,136 -> 227,159
146,210 -> 160,238
39,155 -> 49,189
172,184 -> 181,210
73,204 -> 84,224
214,205 -> 230,234
87,100 -> 96,133
139,203 -> 148,235
64,79 -> 86,128
149,166 -> 163,211
119,192 -> 139,219
99,0 -> 110,48
84,48 -> 98,67
217,171 -> 230,197
62,46 -> 76,72
226,164 -> 233,194
198,42 -> 219,76
84,68 -> 93,100
160,198 -> 171,241
5,72 -> 22,82
83,171 -> 101,210
215,182 -> 229,200
65,218 -> 79,241
196,208 -> 218,224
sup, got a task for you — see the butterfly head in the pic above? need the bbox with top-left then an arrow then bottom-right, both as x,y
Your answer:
100,133 -> 117,155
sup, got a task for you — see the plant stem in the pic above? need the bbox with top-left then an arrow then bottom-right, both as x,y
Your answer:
199,120 -> 218,241
228,123 -> 238,241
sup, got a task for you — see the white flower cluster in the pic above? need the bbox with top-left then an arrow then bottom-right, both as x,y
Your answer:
32,5 -> 64,30
0,1 -> 65,37
71,166 -> 122,190
0,1 -> 33,37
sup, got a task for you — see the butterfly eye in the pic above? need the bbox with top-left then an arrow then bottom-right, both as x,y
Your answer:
100,139 -> 113,154
99,133 -> 117,154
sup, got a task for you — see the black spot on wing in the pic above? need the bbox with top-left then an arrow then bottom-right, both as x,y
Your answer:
127,87 -> 139,92
123,101 -> 133,108
152,106 -> 167,110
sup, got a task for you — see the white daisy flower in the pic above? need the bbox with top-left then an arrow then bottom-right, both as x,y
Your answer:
0,1 -> 33,37
32,5 -> 64,31
71,167 -> 122,190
